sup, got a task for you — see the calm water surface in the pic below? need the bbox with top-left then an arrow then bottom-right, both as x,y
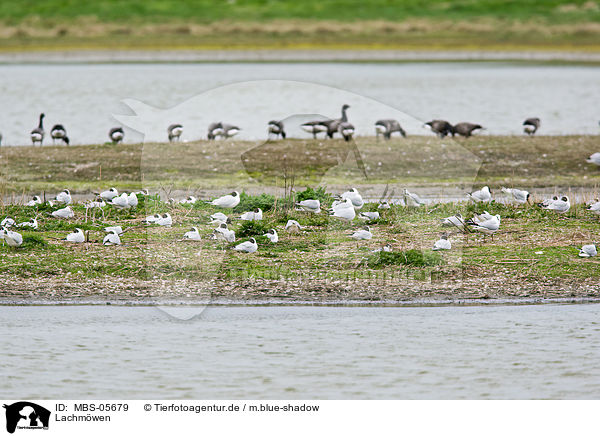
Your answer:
1,62 -> 599,145
1,304 -> 599,399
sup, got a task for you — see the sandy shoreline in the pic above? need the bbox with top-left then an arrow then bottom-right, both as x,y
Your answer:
2,49 -> 600,64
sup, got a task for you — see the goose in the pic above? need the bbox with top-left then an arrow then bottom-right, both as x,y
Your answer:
65,228 -> 85,243
109,127 -> 124,144
324,104 -> 350,138
239,208 -> 263,221
586,199 -> 600,215
285,220 -> 303,233
329,197 -> 356,221
52,206 -> 74,219
183,227 -> 201,241
433,233 -> 452,251
359,211 -> 380,221
403,189 -> 424,207
103,229 -> 121,246
338,121 -> 355,142
55,189 -> 72,205
167,124 -> 183,142
300,120 -> 328,139
341,188 -> 364,209
50,124 -> 69,145
295,199 -> 321,213
209,191 -> 240,208
157,213 -> 172,227
98,187 -> 118,201
578,244 -> 597,258
267,120 -> 286,139
501,187 -> 531,204
27,196 -> 42,207
207,122 -> 223,140
221,123 -> 240,139
523,118 -> 540,136
453,122 -> 483,137
375,119 -> 406,140
30,113 -> 45,145
1,217 -> 15,228
586,152 -> 600,166
17,218 -> 38,229
264,229 -> 278,243
349,226 -> 372,240
424,119 -> 454,138
539,196 -> 570,213
0,227 -> 23,247
213,223 -> 236,243
0,132 -> 2,146
467,214 -> 501,239
441,214 -> 466,232
468,186 -> 492,203
234,238 -> 258,253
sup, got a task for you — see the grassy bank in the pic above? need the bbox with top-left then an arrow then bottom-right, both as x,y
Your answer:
2,1 -> 600,51
1,135 -> 600,302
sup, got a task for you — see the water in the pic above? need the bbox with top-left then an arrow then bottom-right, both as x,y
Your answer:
1,304 -> 599,399
1,62 -> 599,145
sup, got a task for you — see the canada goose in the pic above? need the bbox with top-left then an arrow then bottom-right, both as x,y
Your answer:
221,123 -> 240,139
453,122 -> 483,137
167,124 -> 183,142
375,119 -> 406,140
301,104 -> 350,139
207,122 -> 223,140
523,117 -> 540,135
50,124 -> 69,145
30,113 -> 45,145
424,119 -> 454,138
324,104 -> 350,138
338,121 -> 355,142
300,120 -> 328,139
109,127 -> 124,144
267,120 -> 286,139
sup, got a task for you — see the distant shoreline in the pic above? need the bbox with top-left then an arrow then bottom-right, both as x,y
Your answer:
2,49 -> 600,64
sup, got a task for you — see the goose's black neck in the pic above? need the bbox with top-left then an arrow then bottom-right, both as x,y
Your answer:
38,114 -> 45,129
341,107 -> 348,122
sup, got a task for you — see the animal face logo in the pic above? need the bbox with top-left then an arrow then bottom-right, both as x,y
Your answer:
115,80 -> 481,320
3,402 -> 50,434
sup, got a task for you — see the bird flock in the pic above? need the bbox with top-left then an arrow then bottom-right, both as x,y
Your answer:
4,106 -> 600,148
2,181 -> 599,261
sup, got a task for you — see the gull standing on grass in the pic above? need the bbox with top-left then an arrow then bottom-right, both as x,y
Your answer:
403,189 -> 425,207
85,197 -> 106,209
66,228 -> 85,243
579,244 -> 597,258
538,196 -> 570,213
296,199 -> 321,213
501,187 -> 531,204
330,198 -> 356,221
350,226 -> 373,240
341,188 -> 364,210
467,214 -> 501,239
98,188 -> 118,201
55,189 -> 72,205
17,218 -> 38,229
433,234 -> 451,251
27,196 -> 42,207
183,227 -> 201,241
264,229 -> 279,243
234,238 -> 258,253
103,229 -> 121,246
441,214 -> 466,232
210,191 -> 240,208
468,186 -> 492,203
52,206 -> 74,219
285,220 -> 303,233
0,227 -> 23,247
239,208 -> 263,221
